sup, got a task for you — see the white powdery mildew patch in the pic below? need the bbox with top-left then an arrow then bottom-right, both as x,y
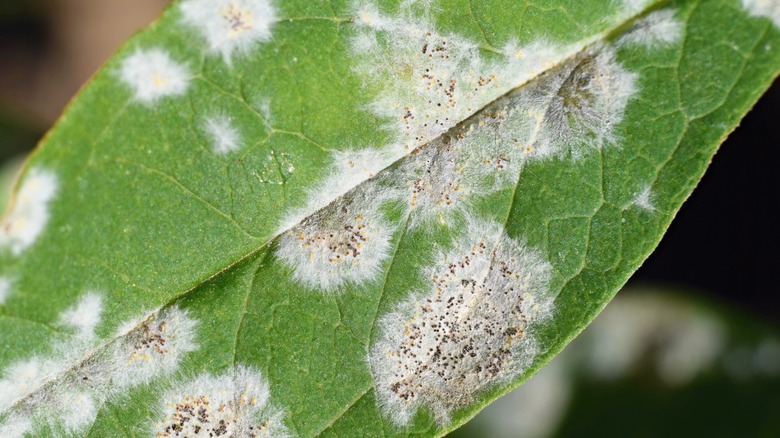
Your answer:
285,2 -> 644,255
153,365 -> 289,437
396,99 -> 550,227
181,0 -> 277,63
204,115 -> 243,155
1,376 -> 99,437
515,45 -> 638,158
0,299 -> 199,437
742,0 -> 780,27
350,1 -> 569,154
394,42 -> 639,226
277,187 -> 394,292
106,306 -> 198,389
51,389 -> 99,435
0,415 -> 31,438
59,292 -> 104,338
370,219 -> 553,425
255,97 -> 273,126
282,5 -> 645,287
119,48 -> 191,104
0,168 -> 58,256
400,140 -> 469,227
618,9 -> 684,49
278,148 -> 395,232
630,186 -> 655,211
0,292 -> 105,436
0,359 -> 51,412
0,277 -> 11,304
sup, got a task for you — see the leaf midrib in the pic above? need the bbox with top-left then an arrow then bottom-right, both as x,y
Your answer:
1,0 -> 665,420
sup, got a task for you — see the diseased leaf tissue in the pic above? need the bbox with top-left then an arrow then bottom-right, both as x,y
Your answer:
1,0 -> 779,436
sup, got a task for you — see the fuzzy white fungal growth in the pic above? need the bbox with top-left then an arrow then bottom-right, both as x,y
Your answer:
516,45 -> 638,158
204,115 -> 243,155
335,4 -> 639,231
52,389 -> 99,434
742,0 -> 780,27
153,365 -> 289,437
278,148 -> 395,233
0,359 -> 50,411
0,297 -> 200,436
288,3 -> 641,255
619,9 -> 684,49
0,293 -> 108,434
354,2 -> 390,29
119,48 -> 190,104
255,97 -> 273,125
370,219 -> 552,425
0,277 -> 11,304
401,141 -> 469,227
1,376 -> 100,437
395,42 -> 639,226
59,292 -> 104,338
180,0 -> 277,63
349,2 -> 571,154
108,306 -> 197,388
397,102 -> 541,227
277,188 -> 394,292
0,415 -> 31,438
631,186 -> 655,211
316,149 -> 392,202
399,0 -> 439,11
0,168 -> 58,256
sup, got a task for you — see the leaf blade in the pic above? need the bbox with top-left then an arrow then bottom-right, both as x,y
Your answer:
1,0 -> 779,437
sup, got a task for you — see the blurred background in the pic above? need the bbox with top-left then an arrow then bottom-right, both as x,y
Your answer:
1,1 -> 778,436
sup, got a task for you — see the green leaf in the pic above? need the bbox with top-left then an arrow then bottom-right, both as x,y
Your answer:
1,0 -> 778,436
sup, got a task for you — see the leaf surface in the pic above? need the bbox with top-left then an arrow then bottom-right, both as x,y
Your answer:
1,0 -> 779,436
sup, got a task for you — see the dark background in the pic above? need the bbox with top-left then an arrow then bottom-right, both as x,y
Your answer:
629,81 -> 780,327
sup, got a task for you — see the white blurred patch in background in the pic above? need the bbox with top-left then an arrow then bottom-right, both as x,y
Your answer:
453,288 -> 780,438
